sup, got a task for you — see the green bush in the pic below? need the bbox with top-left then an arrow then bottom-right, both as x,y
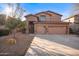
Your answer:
0,29 -> 10,36
69,28 -> 73,34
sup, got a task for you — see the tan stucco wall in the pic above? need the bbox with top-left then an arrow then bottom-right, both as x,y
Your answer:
26,16 -> 38,22
36,12 -> 61,22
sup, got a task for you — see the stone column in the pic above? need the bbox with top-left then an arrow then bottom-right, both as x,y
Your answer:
26,21 -> 29,34
67,24 -> 70,34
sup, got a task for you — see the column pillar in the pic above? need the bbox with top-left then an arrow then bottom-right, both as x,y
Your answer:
26,21 -> 29,34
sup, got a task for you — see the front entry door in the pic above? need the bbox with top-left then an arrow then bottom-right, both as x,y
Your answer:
29,21 -> 34,33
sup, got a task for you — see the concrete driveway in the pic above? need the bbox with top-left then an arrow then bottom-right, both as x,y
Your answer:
25,35 -> 79,56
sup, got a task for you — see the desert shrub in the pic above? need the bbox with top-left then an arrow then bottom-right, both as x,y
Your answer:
5,38 -> 16,45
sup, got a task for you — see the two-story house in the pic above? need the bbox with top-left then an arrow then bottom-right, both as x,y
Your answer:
25,11 -> 69,34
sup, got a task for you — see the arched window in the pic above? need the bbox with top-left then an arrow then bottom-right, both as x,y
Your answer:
39,15 -> 46,21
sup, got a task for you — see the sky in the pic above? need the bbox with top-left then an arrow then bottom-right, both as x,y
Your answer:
0,3 -> 73,20
20,3 -> 73,19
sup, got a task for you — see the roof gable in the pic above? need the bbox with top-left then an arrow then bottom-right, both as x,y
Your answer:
25,10 -> 62,18
35,10 -> 62,16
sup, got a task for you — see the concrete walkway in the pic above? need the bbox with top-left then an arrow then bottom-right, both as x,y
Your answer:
25,35 -> 79,56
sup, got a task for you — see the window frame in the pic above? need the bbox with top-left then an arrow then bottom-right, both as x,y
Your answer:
39,15 -> 46,21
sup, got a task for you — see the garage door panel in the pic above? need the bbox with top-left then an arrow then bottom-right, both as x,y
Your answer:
47,27 -> 67,34
36,26 -> 45,34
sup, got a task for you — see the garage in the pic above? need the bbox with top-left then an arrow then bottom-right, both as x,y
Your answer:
47,26 -> 67,34
34,22 -> 69,34
35,25 -> 45,34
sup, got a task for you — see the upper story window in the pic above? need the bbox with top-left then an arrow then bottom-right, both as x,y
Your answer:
39,15 -> 46,21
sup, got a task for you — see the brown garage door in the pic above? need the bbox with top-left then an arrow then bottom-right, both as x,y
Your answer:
36,26 -> 45,34
47,26 -> 67,34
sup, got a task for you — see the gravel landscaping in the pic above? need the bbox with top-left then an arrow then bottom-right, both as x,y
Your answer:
0,33 -> 34,56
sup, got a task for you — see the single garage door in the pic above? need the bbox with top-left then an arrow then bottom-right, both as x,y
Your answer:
47,26 -> 67,34
36,26 -> 46,34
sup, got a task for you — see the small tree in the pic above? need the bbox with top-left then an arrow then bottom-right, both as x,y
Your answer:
5,17 -> 19,38
0,14 -> 6,25
5,17 -> 26,38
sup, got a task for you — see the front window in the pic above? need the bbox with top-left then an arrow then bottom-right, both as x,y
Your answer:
39,15 -> 46,21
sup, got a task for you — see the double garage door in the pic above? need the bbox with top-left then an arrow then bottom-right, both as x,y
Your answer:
47,26 -> 67,34
35,25 -> 68,34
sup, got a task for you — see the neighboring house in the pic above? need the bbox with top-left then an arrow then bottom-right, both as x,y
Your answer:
0,14 -> 6,30
0,14 -> 15,30
25,11 -> 69,34
64,14 -> 79,33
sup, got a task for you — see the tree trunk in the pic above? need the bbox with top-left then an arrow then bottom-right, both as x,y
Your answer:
12,29 -> 16,39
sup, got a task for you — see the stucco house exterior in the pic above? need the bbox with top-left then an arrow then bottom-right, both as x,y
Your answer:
64,14 -> 79,33
25,11 -> 69,34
